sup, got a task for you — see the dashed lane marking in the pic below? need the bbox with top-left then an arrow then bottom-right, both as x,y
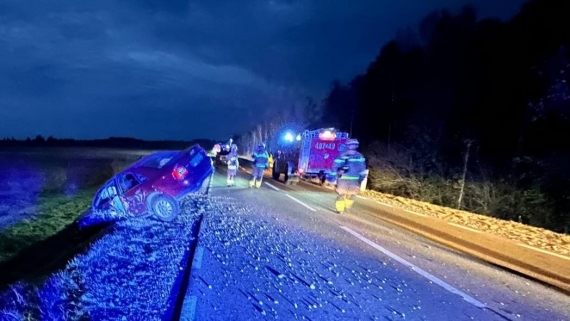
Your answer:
262,181 -> 316,211
264,182 -> 281,191
285,194 -> 317,212
340,226 -> 487,309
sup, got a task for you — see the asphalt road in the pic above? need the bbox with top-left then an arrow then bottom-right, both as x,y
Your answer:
183,165 -> 570,320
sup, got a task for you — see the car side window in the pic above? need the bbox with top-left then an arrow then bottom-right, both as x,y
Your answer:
119,173 -> 140,193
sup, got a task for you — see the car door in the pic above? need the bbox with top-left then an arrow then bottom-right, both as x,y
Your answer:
117,172 -> 146,215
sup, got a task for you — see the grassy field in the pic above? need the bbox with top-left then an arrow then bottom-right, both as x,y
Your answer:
0,189 -> 95,263
0,148 -> 151,265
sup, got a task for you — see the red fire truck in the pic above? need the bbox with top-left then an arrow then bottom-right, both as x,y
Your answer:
272,128 -> 350,185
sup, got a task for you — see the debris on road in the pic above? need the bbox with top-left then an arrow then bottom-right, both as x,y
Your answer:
185,195 -> 502,321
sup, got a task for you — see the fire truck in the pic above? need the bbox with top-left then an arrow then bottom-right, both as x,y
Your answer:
272,128 -> 350,185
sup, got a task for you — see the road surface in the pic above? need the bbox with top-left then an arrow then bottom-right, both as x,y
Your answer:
182,166 -> 570,320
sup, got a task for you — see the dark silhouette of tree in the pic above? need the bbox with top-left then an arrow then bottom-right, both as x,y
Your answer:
319,0 -> 570,232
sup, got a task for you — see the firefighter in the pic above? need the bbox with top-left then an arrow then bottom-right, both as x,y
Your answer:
250,142 -> 269,188
226,144 -> 239,187
333,138 -> 367,213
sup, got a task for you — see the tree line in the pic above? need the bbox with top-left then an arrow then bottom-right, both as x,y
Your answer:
236,0 -> 570,233
0,136 -> 216,150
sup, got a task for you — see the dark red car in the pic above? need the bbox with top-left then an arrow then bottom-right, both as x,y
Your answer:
77,145 -> 213,227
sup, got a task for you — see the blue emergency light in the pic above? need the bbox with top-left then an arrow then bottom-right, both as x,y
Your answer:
284,132 -> 294,142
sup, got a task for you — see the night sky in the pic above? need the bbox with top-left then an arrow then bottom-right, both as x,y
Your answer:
0,0 -> 525,141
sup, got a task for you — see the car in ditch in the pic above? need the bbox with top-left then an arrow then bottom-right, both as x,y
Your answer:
76,144 -> 213,228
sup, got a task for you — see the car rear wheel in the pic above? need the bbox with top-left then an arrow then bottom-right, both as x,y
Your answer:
151,195 -> 180,222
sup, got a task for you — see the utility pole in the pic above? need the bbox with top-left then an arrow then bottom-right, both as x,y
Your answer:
457,139 -> 473,210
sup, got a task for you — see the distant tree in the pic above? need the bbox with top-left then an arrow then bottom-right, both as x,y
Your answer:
321,80 -> 357,133
34,135 -> 45,143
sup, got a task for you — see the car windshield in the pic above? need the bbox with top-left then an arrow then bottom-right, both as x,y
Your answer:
93,183 -> 118,209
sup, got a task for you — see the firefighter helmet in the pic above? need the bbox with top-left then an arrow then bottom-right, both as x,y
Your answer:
258,142 -> 266,150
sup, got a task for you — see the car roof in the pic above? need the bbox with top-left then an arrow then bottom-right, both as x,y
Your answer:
116,144 -> 204,175
127,150 -> 180,170
100,150 -> 179,184
99,144 -> 206,187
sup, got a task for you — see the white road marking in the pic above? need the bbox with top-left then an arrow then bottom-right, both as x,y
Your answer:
285,194 -> 317,212
264,182 -> 281,191
404,209 -> 428,217
340,226 -> 487,309
517,243 -> 570,261
378,202 -> 393,208
448,223 -> 482,234
180,295 -> 197,321
192,247 -> 204,269
355,195 -> 395,209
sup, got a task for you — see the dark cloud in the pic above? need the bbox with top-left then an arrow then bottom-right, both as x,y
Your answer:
0,0 -> 526,140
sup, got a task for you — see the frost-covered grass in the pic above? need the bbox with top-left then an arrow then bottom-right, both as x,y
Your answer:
0,189 -> 95,263
0,148 -> 141,264
0,195 -> 208,321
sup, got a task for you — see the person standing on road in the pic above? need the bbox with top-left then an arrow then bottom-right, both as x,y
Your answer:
226,144 -> 239,187
250,142 -> 269,188
333,138 -> 367,214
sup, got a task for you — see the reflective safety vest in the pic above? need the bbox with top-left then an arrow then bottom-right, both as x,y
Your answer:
334,152 -> 366,181
252,151 -> 269,168
227,153 -> 238,170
